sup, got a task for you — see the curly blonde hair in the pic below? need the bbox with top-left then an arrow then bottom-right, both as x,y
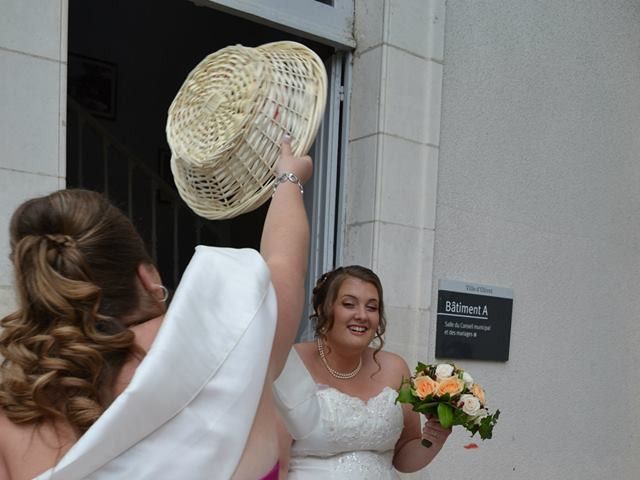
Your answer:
0,189 -> 154,436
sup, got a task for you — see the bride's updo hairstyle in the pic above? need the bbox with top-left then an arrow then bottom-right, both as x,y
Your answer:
0,189 -> 154,436
311,266 -> 387,368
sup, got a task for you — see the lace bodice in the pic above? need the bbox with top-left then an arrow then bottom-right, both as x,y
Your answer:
273,350 -> 404,480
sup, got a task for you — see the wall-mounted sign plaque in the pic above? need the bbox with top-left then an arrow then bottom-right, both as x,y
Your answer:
435,280 -> 512,362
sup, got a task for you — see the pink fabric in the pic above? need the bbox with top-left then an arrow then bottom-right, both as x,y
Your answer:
260,462 -> 279,480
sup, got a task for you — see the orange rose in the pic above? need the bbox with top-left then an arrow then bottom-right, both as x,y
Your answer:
471,384 -> 486,405
436,376 -> 464,397
413,375 -> 438,400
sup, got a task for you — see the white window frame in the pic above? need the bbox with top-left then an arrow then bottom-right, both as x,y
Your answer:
190,0 -> 355,49
296,51 -> 351,339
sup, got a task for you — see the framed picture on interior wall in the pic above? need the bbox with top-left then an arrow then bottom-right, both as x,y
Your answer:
68,54 -> 117,120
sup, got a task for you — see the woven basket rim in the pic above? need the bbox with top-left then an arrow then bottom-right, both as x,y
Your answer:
166,41 -> 328,220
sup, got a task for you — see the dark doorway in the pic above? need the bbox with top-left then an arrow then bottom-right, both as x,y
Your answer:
67,0 -> 332,289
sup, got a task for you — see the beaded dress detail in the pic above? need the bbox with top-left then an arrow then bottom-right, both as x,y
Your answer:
273,349 -> 404,480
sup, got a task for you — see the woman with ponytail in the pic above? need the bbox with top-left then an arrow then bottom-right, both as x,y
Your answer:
0,138 -> 311,480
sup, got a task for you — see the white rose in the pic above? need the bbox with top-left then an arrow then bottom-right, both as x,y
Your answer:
461,371 -> 474,388
435,363 -> 454,380
458,394 -> 481,416
473,408 -> 489,425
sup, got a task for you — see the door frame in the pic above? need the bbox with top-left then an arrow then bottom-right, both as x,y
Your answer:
189,0 -> 355,49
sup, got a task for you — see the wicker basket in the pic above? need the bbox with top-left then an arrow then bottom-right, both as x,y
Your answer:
166,41 -> 327,220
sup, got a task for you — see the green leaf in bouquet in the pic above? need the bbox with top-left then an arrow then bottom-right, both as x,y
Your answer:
437,403 -> 454,429
466,423 -> 480,436
438,393 -> 451,403
416,362 -> 429,375
414,403 -> 438,416
396,382 -> 414,405
452,407 -> 469,426
478,409 -> 500,440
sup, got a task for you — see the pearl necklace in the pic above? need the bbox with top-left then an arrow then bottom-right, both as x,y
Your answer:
316,337 -> 362,380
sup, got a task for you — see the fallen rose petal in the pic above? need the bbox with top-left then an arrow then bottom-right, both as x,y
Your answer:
464,443 -> 479,449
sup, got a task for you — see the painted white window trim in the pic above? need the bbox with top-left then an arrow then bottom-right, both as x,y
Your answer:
190,0 -> 355,49
296,51 -> 351,340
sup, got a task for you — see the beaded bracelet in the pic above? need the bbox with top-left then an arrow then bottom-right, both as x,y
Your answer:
273,172 -> 304,195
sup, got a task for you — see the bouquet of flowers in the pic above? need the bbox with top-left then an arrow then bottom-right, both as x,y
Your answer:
396,362 -> 499,447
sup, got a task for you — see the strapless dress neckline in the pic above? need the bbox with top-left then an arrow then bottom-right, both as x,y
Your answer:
274,349 -> 405,479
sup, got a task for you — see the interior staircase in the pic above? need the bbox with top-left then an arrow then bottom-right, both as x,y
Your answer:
66,97 -> 226,290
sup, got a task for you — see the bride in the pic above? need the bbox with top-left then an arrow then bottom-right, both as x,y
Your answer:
274,266 -> 451,479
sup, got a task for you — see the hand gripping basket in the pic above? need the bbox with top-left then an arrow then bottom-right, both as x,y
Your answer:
166,41 -> 327,220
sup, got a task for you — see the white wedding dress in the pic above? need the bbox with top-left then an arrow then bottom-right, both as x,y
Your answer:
273,349 -> 404,479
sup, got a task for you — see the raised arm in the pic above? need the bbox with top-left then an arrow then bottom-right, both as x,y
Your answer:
260,137 -> 312,378
0,452 -> 8,480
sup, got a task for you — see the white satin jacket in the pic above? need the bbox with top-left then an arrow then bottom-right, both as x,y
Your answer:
35,246 -> 276,480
